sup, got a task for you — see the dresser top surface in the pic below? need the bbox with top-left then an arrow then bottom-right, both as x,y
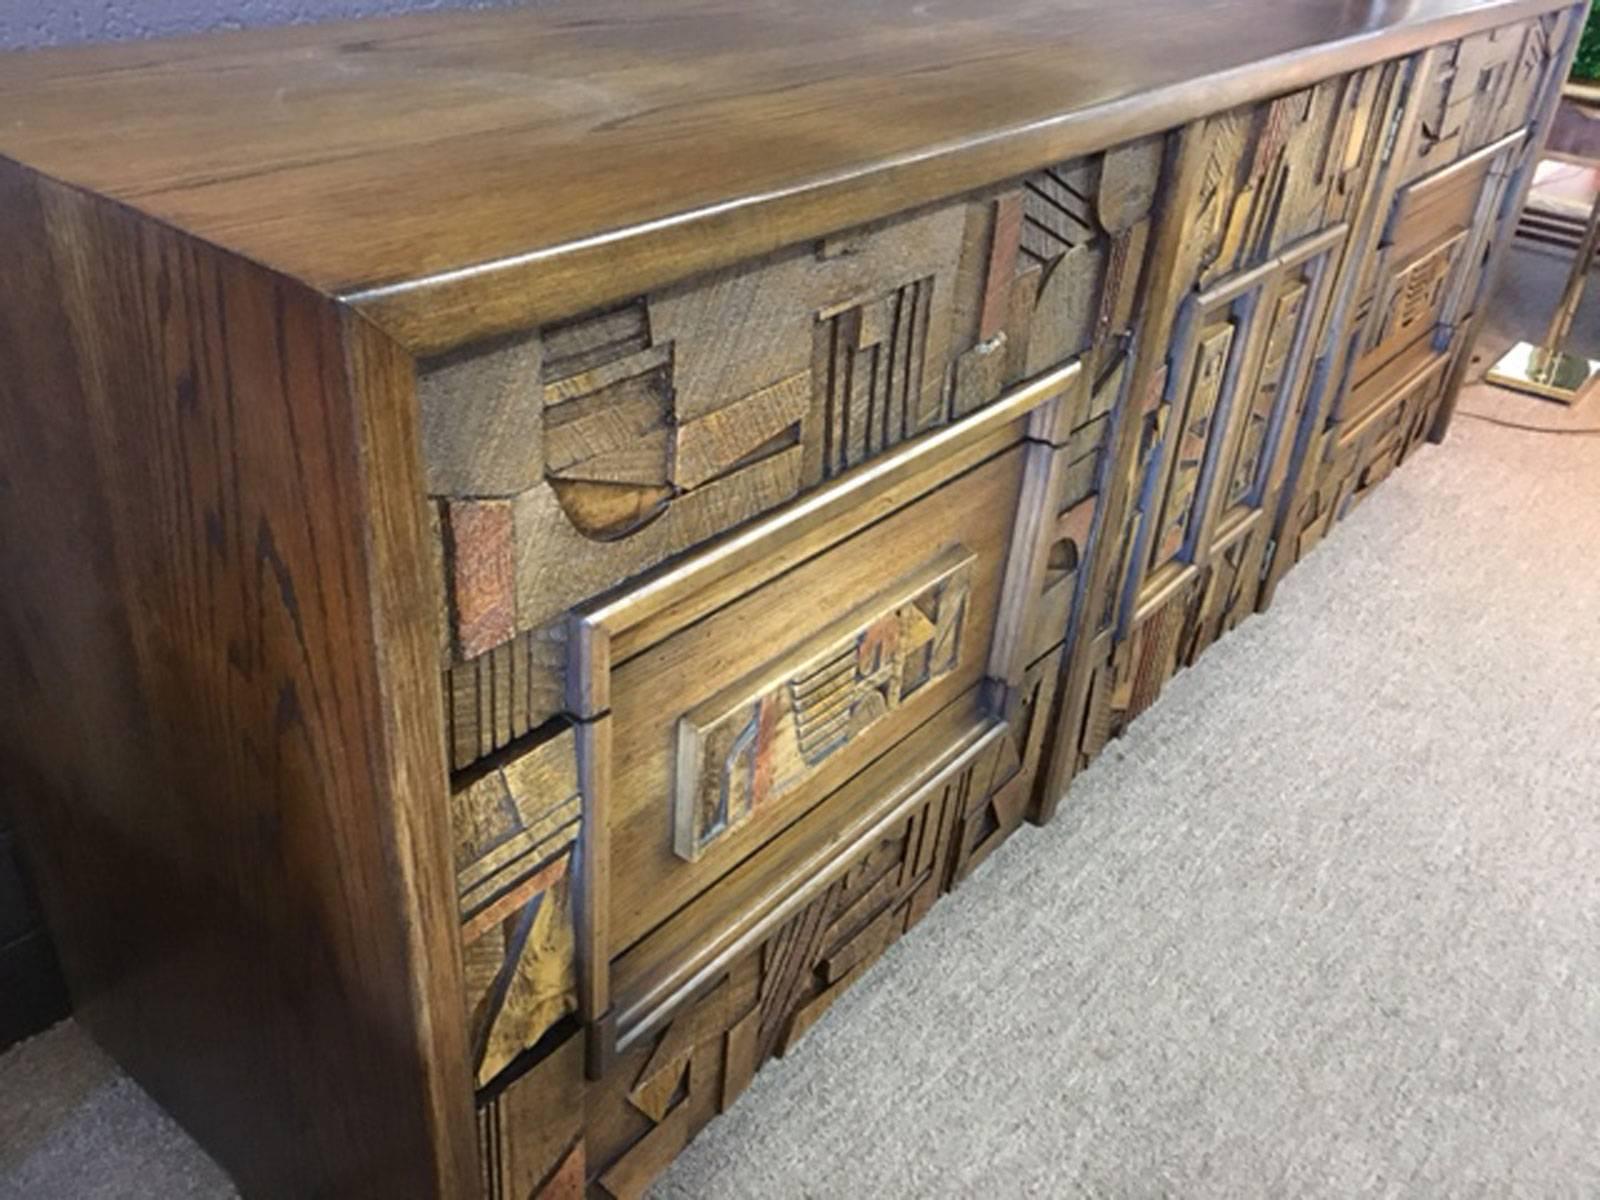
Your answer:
0,0 -> 1561,346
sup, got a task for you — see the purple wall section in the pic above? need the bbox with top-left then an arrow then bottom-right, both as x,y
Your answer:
0,0 -> 527,51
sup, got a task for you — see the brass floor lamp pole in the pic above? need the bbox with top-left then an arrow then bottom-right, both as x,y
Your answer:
1487,175 -> 1600,403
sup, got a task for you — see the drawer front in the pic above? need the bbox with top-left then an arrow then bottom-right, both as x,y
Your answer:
609,695 -> 1014,1054
415,150 -> 1157,776
607,441 -> 1022,953
568,360 -> 1082,1026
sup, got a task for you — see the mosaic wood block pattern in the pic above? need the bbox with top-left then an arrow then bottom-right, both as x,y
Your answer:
1268,10 -> 1574,601
429,197 -> 1071,770
0,4 -> 1579,1198
1399,12 -> 1568,185
433,143 -> 1165,775
486,730 -> 1017,1200
453,724 -> 583,1088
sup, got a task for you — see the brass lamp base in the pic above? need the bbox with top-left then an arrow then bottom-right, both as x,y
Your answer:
1485,341 -> 1600,405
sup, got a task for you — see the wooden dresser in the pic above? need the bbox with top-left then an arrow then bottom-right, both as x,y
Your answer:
0,1 -> 1580,1195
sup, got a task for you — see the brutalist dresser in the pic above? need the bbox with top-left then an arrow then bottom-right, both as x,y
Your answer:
0,1 -> 1581,1195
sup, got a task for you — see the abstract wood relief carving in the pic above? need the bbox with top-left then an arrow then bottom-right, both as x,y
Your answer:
1401,13 -> 1566,184
1268,10 -> 1573,600
813,276 -> 944,476
1348,137 -> 1517,406
446,625 -> 569,771
0,5 -> 1578,1199
499,17 -> 1570,1188
454,725 -> 583,1088
477,1035 -> 586,1200
1043,63 -> 1407,812
586,733 -> 1010,1200
676,550 -> 972,861
428,202 -> 1010,770
1289,353 -> 1455,567
430,135 -> 1179,778
957,136 -> 1163,405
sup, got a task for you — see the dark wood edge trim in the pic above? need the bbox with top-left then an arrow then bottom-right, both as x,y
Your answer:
0,158 -> 478,1198
340,306 -> 482,1198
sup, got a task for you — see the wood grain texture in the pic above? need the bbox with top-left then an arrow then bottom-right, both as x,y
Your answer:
0,163 -> 475,1197
477,1033 -> 586,1200
673,549 -> 974,863
0,0 -> 1569,353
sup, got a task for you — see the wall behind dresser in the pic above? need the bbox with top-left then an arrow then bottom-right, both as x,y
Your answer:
0,0 -> 530,51
0,0 -> 540,1051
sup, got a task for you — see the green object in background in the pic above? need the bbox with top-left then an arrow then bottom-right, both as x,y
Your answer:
1575,8 -> 1600,82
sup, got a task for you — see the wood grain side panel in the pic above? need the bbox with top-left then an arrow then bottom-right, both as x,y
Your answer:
0,163 -> 474,1199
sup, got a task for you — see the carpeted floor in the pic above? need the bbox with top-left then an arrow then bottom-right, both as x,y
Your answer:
2,248 -> 1597,1198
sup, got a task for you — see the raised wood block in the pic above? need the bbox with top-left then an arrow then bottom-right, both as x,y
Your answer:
0,1 -> 1578,1196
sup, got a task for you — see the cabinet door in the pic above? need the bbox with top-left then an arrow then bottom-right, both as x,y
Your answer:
1126,227 -> 1344,638
1046,65 -> 1397,792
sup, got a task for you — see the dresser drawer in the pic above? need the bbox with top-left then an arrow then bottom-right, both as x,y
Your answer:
603,441 -> 1019,953
567,361 -> 1081,1029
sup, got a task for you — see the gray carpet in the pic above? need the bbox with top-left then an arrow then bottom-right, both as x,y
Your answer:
3,253 -> 1598,1197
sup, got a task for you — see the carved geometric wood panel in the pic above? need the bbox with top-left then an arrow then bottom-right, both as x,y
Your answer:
445,19 -> 1575,1200
425,200 -> 1015,771
1052,70 -> 1388,796
586,732 -> 1010,1198
814,276 -> 943,477
675,550 -> 972,861
477,1034 -> 586,1200
1400,14 -> 1566,185
454,724 -> 583,1088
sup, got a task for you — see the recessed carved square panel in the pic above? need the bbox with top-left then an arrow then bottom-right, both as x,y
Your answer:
674,549 -> 972,862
